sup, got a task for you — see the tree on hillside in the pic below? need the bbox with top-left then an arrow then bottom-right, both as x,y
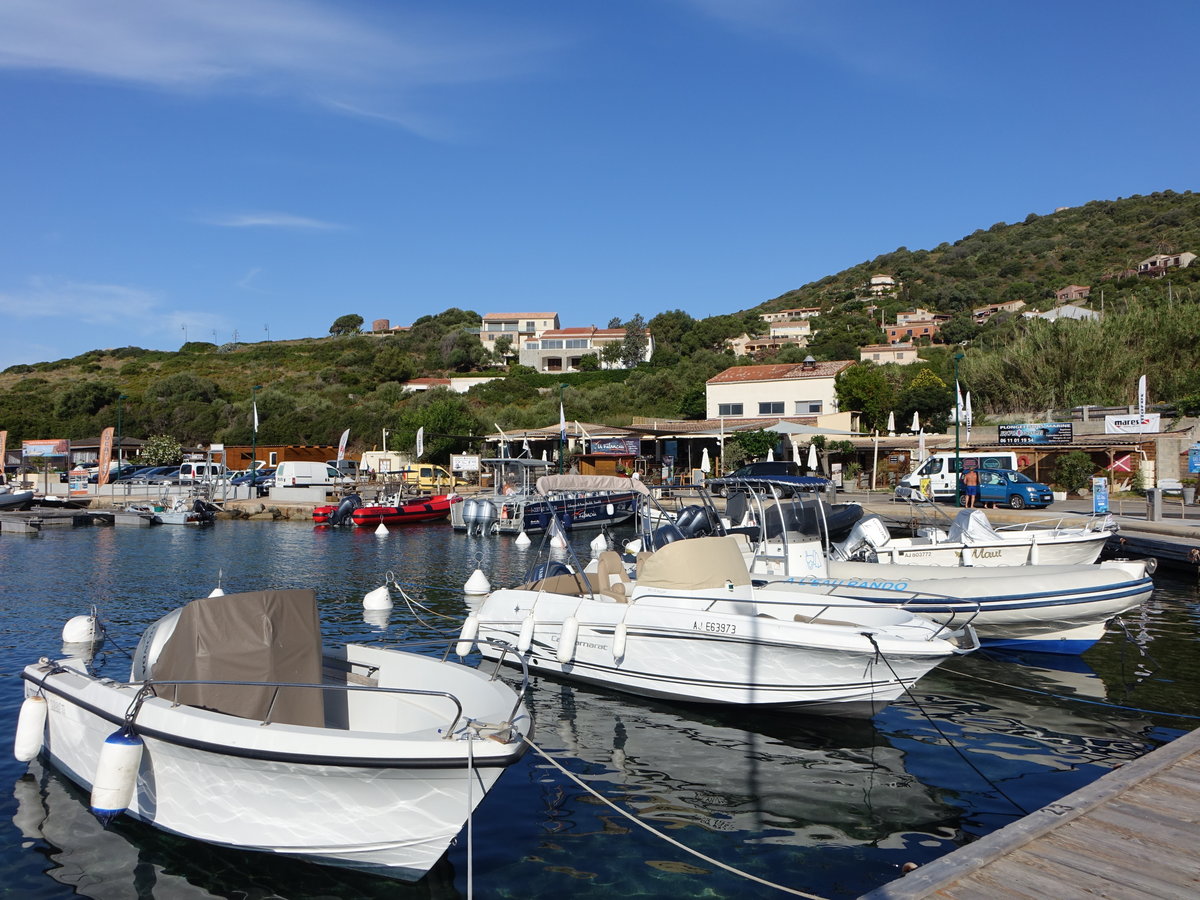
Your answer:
621,314 -> 648,368
329,314 -> 364,335
835,363 -> 896,432
394,389 -> 482,462
898,369 -> 953,432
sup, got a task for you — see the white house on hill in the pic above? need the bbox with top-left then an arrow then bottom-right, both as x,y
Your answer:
705,358 -> 854,419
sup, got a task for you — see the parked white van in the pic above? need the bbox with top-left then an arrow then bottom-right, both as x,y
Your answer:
177,462 -> 228,483
274,461 -> 346,487
897,451 -> 1019,500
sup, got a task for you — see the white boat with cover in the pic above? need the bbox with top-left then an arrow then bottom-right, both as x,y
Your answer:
832,507 -> 1114,567
17,589 -> 531,879
721,492 -> 1154,654
461,535 -> 977,716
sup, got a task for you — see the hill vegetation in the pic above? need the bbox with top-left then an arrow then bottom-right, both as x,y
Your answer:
3,190 -> 1198,460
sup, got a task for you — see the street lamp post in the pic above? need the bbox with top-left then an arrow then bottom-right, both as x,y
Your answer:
558,383 -> 568,474
250,385 -> 262,496
115,394 -> 128,466
953,351 -> 965,507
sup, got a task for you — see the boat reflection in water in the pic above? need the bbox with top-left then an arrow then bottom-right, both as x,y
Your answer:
511,680 -> 961,892
12,761 -> 457,900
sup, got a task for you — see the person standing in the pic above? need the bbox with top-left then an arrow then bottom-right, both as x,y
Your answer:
961,467 -> 979,508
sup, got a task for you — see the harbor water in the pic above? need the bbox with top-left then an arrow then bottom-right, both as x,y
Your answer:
1,521 -> 1198,899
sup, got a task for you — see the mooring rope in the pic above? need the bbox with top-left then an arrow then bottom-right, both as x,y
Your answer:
862,633 -> 1029,816
522,737 -> 830,900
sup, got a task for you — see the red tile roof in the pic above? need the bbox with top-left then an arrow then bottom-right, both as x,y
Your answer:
706,361 -> 853,384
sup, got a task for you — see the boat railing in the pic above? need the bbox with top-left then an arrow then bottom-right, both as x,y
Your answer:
130,676 -> 477,737
623,587 -> 980,645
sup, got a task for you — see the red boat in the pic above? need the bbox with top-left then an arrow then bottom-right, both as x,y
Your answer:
314,493 -> 461,527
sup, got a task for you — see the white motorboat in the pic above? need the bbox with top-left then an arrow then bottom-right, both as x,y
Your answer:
716,491 -> 1154,654
460,535 -> 977,716
831,507 -> 1114,567
452,460 -> 640,535
18,589 -> 531,880
126,496 -> 217,526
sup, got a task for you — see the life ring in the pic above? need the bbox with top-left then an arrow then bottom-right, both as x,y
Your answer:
1017,455 -> 1031,468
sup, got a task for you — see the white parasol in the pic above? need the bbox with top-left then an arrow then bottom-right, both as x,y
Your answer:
807,442 -> 818,471
700,446 -> 711,473
766,447 -> 775,462
887,411 -> 895,436
910,411 -> 920,433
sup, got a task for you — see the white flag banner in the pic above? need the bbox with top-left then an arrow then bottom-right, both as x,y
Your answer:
252,401 -> 259,432
559,402 -> 566,442
955,382 -> 964,424
1137,374 -> 1147,419
337,428 -> 350,462
964,392 -> 974,441
416,426 -> 425,459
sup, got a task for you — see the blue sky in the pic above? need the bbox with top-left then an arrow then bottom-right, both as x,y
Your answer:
1,1 -> 1197,368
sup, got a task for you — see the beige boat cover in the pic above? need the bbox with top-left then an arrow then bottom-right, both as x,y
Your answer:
636,536 -> 751,591
151,589 -> 325,727
536,474 -> 650,496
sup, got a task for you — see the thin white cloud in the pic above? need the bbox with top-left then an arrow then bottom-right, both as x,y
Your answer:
0,0 -> 562,135
0,276 -> 228,346
205,212 -> 345,231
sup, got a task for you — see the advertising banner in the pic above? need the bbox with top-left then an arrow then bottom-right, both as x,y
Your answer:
1105,413 -> 1160,434
997,423 -> 1073,445
1092,476 -> 1109,515
22,439 -> 69,457
95,427 -> 115,487
451,454 -> 481,473
590,437 -> 641,456
1188,443 -> 1200,475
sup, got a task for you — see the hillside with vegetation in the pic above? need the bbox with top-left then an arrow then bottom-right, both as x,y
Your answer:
3,190 -> 1198,459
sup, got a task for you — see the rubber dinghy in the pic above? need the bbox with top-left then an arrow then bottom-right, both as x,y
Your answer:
18,589 -> 531,880
750,539 -> 1154,654
460,535 -> 977,717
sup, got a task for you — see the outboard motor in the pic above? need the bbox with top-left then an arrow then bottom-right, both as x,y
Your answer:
830,515 -> 891,561
464,499 -> 499,535
327,493 -> 362,527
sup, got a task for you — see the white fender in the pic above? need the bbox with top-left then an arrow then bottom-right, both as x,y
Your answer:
456,614 -> 480,657
362,583 -> 393,610
590,533 -> 609,556
464,569 -> 491,595
612,621 -> 628,661
14,696 -> 47,762
1029,534 -> 1040,565
90,728 -> 143,825
557,616 -> 579,664
61,615 -> 97,644
517,613 -> 536,653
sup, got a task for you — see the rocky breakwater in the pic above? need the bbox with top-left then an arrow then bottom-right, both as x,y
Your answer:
221,500 -> 315,521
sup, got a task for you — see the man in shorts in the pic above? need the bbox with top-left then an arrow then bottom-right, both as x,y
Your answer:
961,468 -> 979,508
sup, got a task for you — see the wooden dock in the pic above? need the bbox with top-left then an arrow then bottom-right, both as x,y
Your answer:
862,725 -> 1200,899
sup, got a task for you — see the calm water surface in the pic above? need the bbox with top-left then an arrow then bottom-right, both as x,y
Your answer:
2,522 -> 1198,899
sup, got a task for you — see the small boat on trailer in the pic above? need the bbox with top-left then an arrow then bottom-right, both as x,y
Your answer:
17,589 -> 531,880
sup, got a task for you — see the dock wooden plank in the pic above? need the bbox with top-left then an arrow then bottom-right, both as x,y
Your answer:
861,727 -> 1200,899
1034,821 -> 1200,894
